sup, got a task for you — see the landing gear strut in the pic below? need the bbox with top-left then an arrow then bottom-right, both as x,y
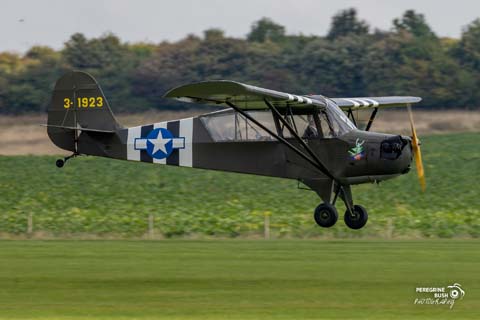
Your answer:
313,184 -> 368,229
55,153 -> 78,168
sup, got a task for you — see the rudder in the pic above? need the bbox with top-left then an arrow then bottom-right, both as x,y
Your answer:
47,71 -> 122,152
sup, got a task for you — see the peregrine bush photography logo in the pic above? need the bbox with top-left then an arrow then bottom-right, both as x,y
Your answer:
414,283 -> 465,309
348,138 -> 365,161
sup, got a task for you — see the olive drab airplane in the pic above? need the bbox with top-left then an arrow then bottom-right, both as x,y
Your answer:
45,71 -> 425,230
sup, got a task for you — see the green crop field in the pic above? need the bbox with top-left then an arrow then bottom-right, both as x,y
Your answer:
0,132 -> 479,238
0,240 -> 478,319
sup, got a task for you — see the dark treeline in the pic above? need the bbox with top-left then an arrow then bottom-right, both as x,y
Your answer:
1,8 -> 480,114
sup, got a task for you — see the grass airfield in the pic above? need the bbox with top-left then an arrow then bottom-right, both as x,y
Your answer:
0,240 -> 478,320
0,125 -> 479,319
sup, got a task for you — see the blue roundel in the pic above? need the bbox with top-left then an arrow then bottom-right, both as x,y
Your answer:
146,128 -> 174,159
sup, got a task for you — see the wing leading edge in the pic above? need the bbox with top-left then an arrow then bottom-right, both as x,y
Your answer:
323,96 -> 422,111
164,80 -> 326,110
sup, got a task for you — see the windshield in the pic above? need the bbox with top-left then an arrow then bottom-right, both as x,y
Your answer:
324,99 -> 356,136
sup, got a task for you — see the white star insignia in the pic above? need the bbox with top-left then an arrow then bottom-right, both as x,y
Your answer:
148,130 -> 172,155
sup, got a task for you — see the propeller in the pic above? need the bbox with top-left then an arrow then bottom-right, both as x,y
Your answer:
407,105 -> 426,192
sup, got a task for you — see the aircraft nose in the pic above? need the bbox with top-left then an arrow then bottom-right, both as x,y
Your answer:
401,136 -> 413,174
379,135 -> 412,174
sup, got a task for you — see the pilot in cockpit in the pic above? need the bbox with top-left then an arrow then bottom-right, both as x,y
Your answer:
302,115 -> 319,139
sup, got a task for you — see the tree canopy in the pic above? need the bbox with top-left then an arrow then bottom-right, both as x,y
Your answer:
0,9 -> 479,114
327,8 -> 369,40
247,17 -> 286,43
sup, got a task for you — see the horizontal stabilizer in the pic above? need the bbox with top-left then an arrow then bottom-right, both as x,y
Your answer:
41,124 -> 115,133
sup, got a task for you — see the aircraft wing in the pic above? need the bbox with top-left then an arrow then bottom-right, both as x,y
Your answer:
324,96 -> 422,111
164,80 -> 326,110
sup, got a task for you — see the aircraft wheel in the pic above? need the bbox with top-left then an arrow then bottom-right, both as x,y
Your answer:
314,203 -> 338,228
55,159 -> 65,168
344,205 -> 368,229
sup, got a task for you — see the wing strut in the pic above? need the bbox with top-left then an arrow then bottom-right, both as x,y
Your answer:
346,109 -> 357,127
263,99 -> 337,181
365,107 -> 378,131
225,101 -> 336,181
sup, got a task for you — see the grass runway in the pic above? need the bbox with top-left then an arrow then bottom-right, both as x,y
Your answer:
0,240 -> 478,319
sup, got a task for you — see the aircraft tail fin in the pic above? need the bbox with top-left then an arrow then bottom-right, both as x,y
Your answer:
47,71 -> 122,152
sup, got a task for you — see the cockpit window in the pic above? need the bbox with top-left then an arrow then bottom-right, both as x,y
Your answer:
200,109 -> 275,142
283,115 -> 315,139
200,102 -> 355,142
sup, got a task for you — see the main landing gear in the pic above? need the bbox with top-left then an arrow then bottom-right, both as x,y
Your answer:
314,203 -> 338,228
313,185 -> 368,230
344,205 -> 368,230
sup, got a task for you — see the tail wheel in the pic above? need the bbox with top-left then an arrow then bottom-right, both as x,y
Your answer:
55,159 -> 65,168
344,205 -> 368,229
314,203 -> 338,228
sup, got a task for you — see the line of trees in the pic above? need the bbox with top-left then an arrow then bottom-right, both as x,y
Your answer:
1,9 -> 480,114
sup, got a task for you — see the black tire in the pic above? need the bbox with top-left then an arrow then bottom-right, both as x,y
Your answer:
344,205 -> 368,229
55,159 -> 64,168
314,203 -> 338,228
